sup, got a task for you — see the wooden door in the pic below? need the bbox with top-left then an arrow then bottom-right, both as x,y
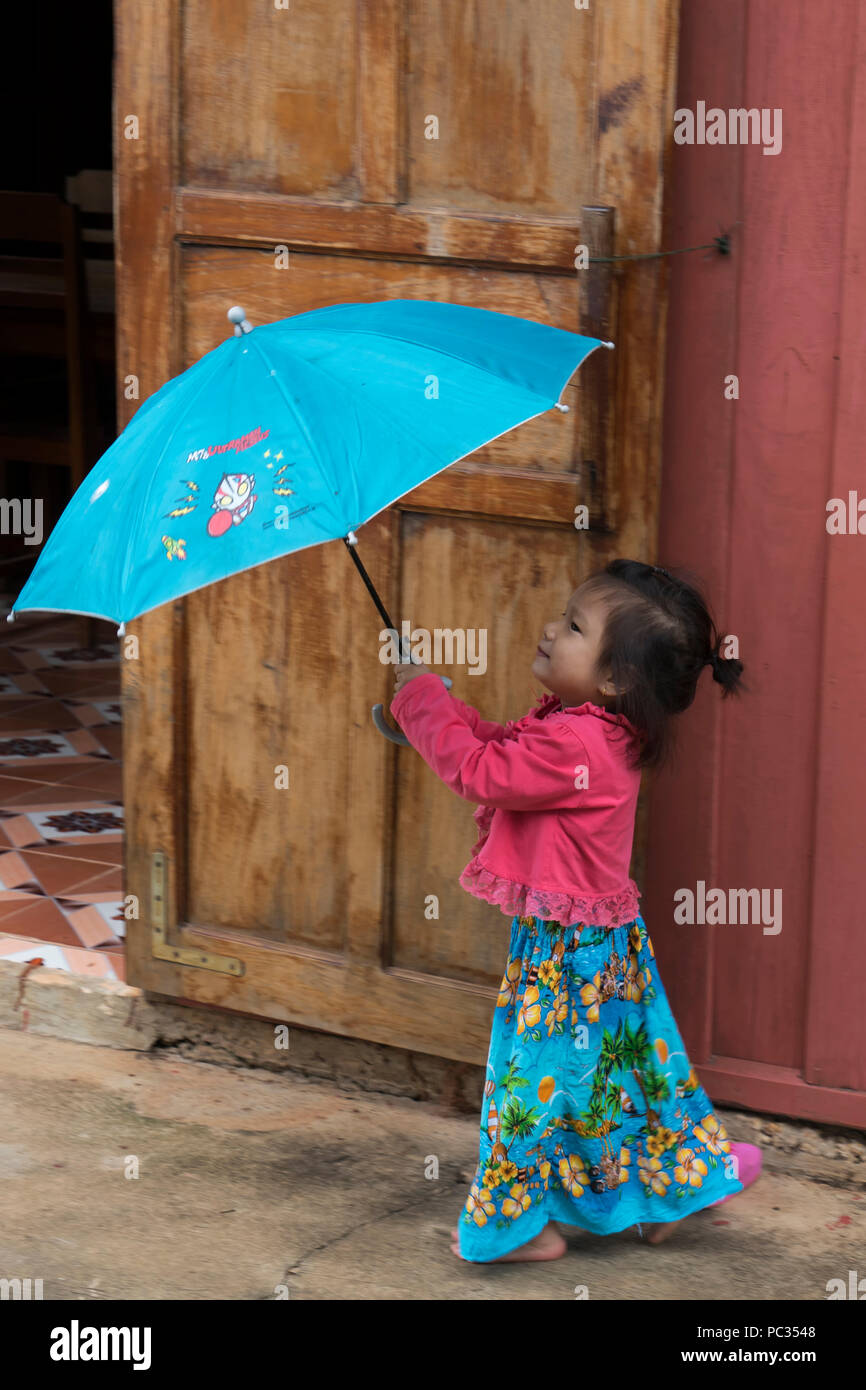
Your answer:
117,0 -> 681,1061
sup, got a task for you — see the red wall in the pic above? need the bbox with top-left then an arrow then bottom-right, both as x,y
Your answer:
644,0 -> 866,1128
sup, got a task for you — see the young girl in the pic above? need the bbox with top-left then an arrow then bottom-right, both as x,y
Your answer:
389,558 -> 761,1264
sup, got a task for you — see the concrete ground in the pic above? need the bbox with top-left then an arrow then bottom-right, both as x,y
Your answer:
0,1028 -> 861,1301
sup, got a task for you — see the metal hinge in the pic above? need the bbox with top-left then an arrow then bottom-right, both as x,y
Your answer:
151,850 -> 244,976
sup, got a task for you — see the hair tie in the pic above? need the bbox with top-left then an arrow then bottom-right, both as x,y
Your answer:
651,565 -> 671,579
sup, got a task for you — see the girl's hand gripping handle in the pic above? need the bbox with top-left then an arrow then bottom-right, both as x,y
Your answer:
372,633 -> 452,746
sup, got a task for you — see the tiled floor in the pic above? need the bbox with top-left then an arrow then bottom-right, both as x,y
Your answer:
0,581 -> 126,982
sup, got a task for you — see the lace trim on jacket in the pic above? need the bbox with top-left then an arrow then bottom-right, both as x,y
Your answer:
459,857 -> 642,928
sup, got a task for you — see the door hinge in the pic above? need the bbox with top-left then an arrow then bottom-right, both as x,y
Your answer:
151,850 -> 244,976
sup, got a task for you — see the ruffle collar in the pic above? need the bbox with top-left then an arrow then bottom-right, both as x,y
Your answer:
530,690 -> 643,740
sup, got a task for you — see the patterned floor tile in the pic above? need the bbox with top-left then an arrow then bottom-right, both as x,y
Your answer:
0,806 -> 121,849
0,897 -> 88,948
0,934 -> 121,980
61,901 -> 125,948
10,849 -> 122,898
0,610 -> 128,980
0,727 -> 114,762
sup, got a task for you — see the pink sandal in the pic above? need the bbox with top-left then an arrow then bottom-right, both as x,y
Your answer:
709,1140 -> 762,1206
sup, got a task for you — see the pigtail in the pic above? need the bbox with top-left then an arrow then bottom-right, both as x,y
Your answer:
707,632 -> 746,699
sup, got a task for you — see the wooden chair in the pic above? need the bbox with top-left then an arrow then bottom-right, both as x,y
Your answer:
65,170 -> 116,375
0,191 -> 102,646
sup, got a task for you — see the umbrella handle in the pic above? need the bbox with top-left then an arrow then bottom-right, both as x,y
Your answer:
372,672 -> 453,745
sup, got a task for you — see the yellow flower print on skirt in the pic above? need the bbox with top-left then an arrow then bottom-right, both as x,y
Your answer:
458,913 -> 743,1262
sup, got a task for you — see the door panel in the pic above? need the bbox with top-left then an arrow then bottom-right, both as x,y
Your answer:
390,511 -> 613,986
180,0 -> 359,196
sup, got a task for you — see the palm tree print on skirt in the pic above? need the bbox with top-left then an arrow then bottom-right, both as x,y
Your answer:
458,914 -> 743,1261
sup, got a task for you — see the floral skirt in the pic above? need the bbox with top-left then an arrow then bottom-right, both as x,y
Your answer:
458,913 -> 743,1262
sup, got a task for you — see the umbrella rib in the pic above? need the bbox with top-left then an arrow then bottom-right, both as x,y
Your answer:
274,321 -> 593,402
247,335 -> 351,531
335,398 -> 561,542
251,330 -> 532,531
254,338 -> 454,529
245,325 -> 606,535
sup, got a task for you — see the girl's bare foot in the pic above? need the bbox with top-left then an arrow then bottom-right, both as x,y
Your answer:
450,1222 -> 567,1262
640,1218 -> 684,1244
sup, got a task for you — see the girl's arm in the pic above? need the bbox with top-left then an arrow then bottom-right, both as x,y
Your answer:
445,690 -> 508,744
390,671 -> 588,811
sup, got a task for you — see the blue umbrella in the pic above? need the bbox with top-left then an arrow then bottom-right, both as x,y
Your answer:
8,298 -> 613,742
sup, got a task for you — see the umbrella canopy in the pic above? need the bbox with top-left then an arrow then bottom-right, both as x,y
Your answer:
8,298 -> 612,634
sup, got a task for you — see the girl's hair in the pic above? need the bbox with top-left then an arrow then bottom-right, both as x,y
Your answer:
586,558 -> 747,772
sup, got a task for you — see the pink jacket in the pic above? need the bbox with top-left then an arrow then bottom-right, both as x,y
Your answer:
389,672 -> 644,927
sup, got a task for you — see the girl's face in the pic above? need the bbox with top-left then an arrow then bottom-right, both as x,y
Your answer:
531,582 -> 616,709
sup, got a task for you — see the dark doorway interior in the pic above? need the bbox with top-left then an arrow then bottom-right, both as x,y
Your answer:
1,3 -> 115,607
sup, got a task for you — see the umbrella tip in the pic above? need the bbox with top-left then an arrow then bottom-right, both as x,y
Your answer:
227,306 -> 253,336
6,610 -> 15,624
117,622 -> 126,637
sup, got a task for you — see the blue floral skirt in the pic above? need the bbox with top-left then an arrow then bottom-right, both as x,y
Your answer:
458,913 -> 743,1262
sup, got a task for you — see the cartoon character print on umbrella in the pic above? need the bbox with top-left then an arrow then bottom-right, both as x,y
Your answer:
206,470 -> 259,536
160,431 -> 299,560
